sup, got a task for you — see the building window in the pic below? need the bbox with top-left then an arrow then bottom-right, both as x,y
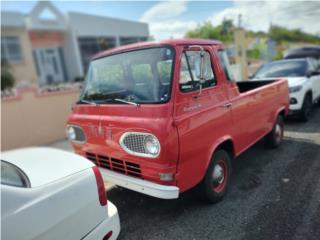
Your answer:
78,37 -> 116,73
120,36 -> 147,46
1,36 -> 23,63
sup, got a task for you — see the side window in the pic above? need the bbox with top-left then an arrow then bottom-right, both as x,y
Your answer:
1,36 -> 23,63
218,50 -> 234,81
1,161 -> 30,188
179,51 -> 216,92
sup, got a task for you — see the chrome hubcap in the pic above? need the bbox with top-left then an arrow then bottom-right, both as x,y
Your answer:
213,164 -> 224,184
275,123 -> 282,141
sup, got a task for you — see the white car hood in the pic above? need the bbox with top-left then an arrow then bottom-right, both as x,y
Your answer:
252,77 -> 307,87
2,147 -> 94,188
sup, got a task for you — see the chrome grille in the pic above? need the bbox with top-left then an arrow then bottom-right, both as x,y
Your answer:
122,133 -> 147,154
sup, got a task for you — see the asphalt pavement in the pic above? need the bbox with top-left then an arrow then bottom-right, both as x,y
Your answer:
106,107 -> 320,240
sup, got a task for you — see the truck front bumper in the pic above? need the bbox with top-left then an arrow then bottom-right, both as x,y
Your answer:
100,168 -> 180,199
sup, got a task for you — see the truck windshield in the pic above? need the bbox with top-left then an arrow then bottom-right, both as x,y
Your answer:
254,60 -> 307,78
80,47 -> 174,104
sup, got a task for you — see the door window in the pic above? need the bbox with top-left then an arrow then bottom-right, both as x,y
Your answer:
179,50 -> 216,92
218,50 -> 234,81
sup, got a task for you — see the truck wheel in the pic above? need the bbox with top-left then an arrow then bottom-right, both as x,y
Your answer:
200,149 -> 231,203
300,94 -> 312,121
265,115 -> 284,148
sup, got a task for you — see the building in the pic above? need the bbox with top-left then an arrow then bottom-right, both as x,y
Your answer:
1,1 -> 149,87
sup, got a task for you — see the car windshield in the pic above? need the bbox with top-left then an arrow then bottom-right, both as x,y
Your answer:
254,60 -> 307,78
80,47 -> 174,104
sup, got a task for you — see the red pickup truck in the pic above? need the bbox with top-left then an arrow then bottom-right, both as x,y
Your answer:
66,39 -> 289,203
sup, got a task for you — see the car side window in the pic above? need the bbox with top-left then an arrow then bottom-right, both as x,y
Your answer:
218,50 -> 234,81
1,161 -> 30,188
179,50 -> 216,92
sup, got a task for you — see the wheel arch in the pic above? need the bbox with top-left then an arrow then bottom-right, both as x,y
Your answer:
305,89 -> 313,101
205,136 -> 235,173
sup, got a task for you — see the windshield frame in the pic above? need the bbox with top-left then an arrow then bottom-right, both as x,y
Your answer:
79,45 -> 176,105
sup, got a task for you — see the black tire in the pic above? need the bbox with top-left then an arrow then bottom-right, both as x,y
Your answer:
200,149 -> 231,203
265,115 -> 284,148
300,94 -> 313,122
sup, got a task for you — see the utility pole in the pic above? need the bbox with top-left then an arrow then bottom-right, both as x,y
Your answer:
238,14 -> 242,29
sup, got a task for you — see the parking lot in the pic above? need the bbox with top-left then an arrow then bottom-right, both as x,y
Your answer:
97,108 -> 320,240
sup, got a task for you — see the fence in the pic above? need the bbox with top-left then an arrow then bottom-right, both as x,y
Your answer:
1,87 -> 80,150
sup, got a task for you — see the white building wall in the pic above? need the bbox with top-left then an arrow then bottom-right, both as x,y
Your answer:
63,29 -> 84,81
67,12 -> 149,37
67,11 -> 149,78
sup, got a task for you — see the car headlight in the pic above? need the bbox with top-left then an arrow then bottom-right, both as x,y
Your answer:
289,85 -> 302,93
120,132 -> 161,158
66,125 -> 86,143
144,135 -> 160,156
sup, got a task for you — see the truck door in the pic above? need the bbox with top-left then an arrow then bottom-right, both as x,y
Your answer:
173,45 -> 233,192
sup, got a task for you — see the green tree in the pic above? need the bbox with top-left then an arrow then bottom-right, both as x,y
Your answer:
1,59 -> 15,91
185,21 -> 234,43
269,25 -> 320,44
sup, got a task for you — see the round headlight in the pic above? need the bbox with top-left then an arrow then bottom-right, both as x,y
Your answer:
144,135 -> 160,156
66,126 -> 76,141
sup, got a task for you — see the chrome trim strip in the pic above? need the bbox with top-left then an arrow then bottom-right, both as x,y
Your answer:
119,132 -> 161,158
100,168 -> 179,199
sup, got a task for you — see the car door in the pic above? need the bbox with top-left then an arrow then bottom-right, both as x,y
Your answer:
309,59 -> 320,100
174,45 -> 233,191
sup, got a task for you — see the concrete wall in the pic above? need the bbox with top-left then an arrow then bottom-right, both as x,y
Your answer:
1,88 -> 80,150
2,27 -> 38,86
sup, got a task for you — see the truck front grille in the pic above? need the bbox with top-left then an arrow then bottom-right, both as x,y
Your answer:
85,152 -> 142,178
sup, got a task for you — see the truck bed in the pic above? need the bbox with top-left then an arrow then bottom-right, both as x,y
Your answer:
237,80 -> 278,93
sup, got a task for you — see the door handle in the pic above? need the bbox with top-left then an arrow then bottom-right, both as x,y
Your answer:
223,102 -> 232,108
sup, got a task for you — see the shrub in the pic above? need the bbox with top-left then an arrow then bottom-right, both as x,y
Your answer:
74,76 -> 85,82
1,59 -> 15,91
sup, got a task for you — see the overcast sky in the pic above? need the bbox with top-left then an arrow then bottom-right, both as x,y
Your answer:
2,0 -> 320,39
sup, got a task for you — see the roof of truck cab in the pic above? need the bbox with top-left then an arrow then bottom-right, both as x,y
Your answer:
92,38 -> 223,60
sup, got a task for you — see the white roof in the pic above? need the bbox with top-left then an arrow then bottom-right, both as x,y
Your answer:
1,11 -> 25,28
67,11 -> 149,37
2,147 -> 94,187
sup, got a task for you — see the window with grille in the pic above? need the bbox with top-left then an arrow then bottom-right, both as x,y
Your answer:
1,36 -> 23,63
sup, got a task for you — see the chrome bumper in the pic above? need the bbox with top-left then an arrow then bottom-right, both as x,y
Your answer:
100,168 -> 179,199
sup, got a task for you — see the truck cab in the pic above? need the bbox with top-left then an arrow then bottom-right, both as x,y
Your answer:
67,39 -> 289,202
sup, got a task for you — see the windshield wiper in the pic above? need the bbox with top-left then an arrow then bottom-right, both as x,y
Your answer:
78,99 -> 98,105
114,98 -> 140,107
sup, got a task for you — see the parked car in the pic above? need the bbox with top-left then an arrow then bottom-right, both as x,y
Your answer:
252,58 -> 320,121
1,147 -> 120,240
284,46 -> 320,69
66,39 -> 289,203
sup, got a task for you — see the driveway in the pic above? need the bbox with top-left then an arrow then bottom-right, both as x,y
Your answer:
50,108 -> 320,240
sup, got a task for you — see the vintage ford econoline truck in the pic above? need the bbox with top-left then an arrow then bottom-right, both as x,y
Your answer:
66,39 -> 289,203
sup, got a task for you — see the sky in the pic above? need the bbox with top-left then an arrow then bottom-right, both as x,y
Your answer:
1,0 -> 320,39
